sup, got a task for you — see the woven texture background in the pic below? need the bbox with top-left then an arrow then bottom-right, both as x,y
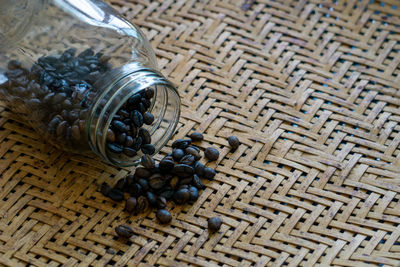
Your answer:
1,0 -> 400,266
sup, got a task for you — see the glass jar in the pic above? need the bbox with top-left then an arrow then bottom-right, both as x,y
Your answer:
0,0 -> 181,167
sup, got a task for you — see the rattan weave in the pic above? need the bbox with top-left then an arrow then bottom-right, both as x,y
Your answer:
1,0 -> 400,266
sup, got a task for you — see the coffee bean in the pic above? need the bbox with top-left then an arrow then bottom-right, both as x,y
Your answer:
192,174 -> 205,190
123,147 -> 137,157
112,120 -> 127,132
139,128 -> 151,144
114,178 -> 126,191
159,157 -> 175,173
227,136 -> 240,150
130,183 -> 142,197
156,196 -> 167,209
131,110 -> 143,127
137,178 -> 149,191
189,132 -> 203,142
159,189 -> 174,200
71,125 -> 81,141
117,109 -> 130,118
204,147 -> 219,161
180,177 -> 193,185
185,147 -> 201,160
172,149 -> 185,161
144,88 -> 155,99
146,191 -> 157,206
141,154 -> 155,169
143,112 -> 154,125
141,144 -> 155,155
106,129 -> 115,142
7,60 -> 22,70
125,174 -> 135,187
208,217 -> 222,233
135,167 -> 152,178
136,196 -> 149,213
172,139 -> 191,149
149,173 -> 165,190
173,164 -> 194,178
180,154 -> 196,166
169,176 -> 180,190
203,167 -> 216,180
116,132 -> 127,144
115,225 -> 134,238
174,188 -> 190,204
188,186 -> 199,202
128,94 -> 141,107
125,197 -> 137,212
108,188 -> 124,202
100,182 -> 112,197
194,162 -> 205,177
56,120 -> 68,137
156,209 -> 172,224
107,143 -> 123,154
132,136 -> 142,151
124,136 -> 134,147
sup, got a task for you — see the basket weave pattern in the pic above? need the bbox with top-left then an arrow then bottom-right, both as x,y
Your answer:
1,0 -> 400,266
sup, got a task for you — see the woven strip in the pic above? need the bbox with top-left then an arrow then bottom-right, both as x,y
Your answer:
0,0 -> 400,266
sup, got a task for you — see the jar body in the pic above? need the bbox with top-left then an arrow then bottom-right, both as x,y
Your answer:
0,0 -> 180,166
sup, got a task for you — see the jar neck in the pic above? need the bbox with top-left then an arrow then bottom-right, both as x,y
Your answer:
87,63 -> 180,167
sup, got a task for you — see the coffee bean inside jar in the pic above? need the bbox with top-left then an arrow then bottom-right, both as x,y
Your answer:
0,48 -> 180,166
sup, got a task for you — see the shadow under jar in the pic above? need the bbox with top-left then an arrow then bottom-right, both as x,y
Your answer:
0,0 -> 180,167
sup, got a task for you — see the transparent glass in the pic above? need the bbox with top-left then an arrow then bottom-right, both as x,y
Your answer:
0,0 -> 180,166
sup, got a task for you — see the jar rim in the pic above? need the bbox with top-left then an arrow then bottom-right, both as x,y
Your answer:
87,65 -> 180,167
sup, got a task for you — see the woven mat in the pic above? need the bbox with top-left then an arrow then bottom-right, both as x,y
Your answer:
1,0 -> 400,266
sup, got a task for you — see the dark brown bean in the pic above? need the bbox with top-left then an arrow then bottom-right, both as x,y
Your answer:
172,139 -> 191,149
227,136 -> 240,150
107,143 -> 123,154
203,167 -> 216,180
136,196 -> 149,213
194,162 -> 205,177
139,128 -> 151,144
125,135 -> 134,147
179,154 -> 196,166
192,174 -> 205,190
129,183 -> 142,197
204,147 -> 219,161
131,110 -> 143,127
188,186 -> 199,202
143,112 -> 154,125
141,144 -> 155,155
148,173 -> 165,190
208,217 -> 222,233
173,164 -> 194,178
106,129 -> 115,142
108,188 -> 124,202
156,196 -> 167,209
114,178 -> 126,191
115,224 -> 134,238
141,154 -> 155,169
169,176 -> 180,190
137,178 -> 149,191
116,132 -> 127,144
144,88 -> 155,99
135,167 -> 152,178
125,197 -> 137,212
156,209 -> 172,224
71,125 -> 81,141
172,149 -> 185,161
100,182 -> 112,197
56,120 -> 68,137
146,191 -> 157,206
159,157 -> 175,173
112,120 -> 127,132
123,147 -> 137,157
189,132 -> 203,142
185,147 -> 201,160
174,188 -> 190,204
159,189 -> 174,200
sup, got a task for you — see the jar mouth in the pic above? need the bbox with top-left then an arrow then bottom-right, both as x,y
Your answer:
87,64 -> 180,167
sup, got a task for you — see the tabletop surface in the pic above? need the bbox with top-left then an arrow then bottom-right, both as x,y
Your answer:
0,0 -> 400,266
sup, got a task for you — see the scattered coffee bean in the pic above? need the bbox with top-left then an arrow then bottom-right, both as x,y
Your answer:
108,188 -> 124,202
156,209 -> 172,224
189,132 -> 203,142
204,147 -> 219,161
185,146 -> 201,160
141,154 -> 155,169
203,167 -> 216,180
115,224 -> 134,238
137,178 -> 149,191
172,149 -> 185,161
172,139 -> 191,149
194,161 -> 205,177
173,164 -> 194,177
227,136 -> 240,150
125,197 -> 137,212
136,196 -> 149,213
159,157 -> 175,173
141,144 -> 155,155
100,182 -> 112,197
174,188 -> 190,204
188,186 -> 199,202
156,196 -> 167,209
123,147 -> 137,157
179,154 -> 196,166
146,191 -> 157,206
208,217 -> 222,233
135,167 -> 152,178
114,178 -> 126,191
112,120 -> 127,132
149,173 -> 165,190
139,128 -> 151,144
193,174 -> 205,190
107,143 -> 123,154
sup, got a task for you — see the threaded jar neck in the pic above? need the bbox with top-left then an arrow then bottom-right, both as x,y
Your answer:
87,64 -> 180,167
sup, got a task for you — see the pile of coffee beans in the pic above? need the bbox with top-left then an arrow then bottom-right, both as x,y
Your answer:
106,88 -> 155,158
102,133 -> 219,227
0,48 -> 111,150
0,48 -> 157,159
